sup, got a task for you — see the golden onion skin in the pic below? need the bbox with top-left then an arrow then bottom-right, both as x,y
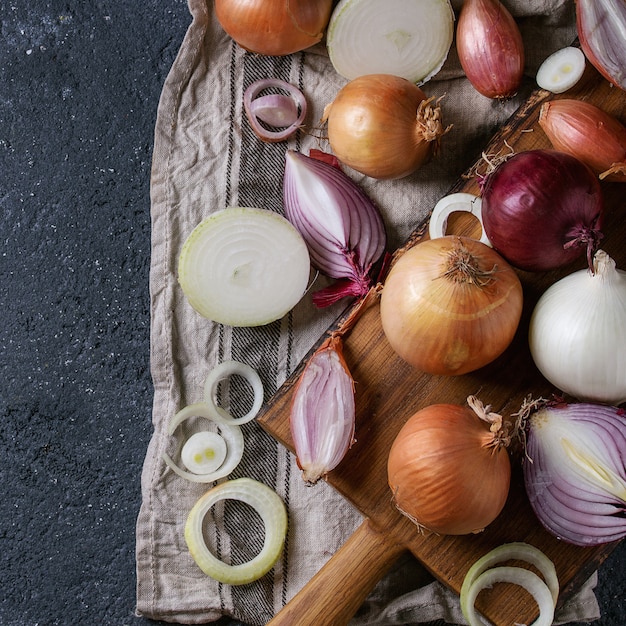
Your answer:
387,403 -> 511,535
380,236 -> 523,376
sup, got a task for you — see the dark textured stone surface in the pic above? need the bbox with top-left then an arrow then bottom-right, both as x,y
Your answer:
0,1 -> 624,625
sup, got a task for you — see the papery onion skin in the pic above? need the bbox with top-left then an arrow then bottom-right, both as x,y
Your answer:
388,400 -> 511,535
480,149 -> 604,272
523,401 -> 626,546
539,99 -> 626,183
290,335 -> 356,485
576,0 -> 626,92
380,236 -> 523,376
456,0 -> 525,99
323,74 -> 449,180
215,0 -> 333,56
529,250 -> 626,406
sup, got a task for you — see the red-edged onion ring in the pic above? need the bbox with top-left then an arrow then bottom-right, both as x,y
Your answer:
244,78 -> 307,143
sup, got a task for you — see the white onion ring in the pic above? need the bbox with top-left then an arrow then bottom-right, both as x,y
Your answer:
162,411 -> 244,484
243,78 -> 307,143
461,566 -> 555,626
185,477 -> 288,585
429,192 -> 491,246
202,360 -> 264,426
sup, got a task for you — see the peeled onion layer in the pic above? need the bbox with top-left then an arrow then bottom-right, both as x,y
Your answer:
428,192 -> 491,246
326,0 -> 454,84
461,566 -> 555,626
185,477 -> 288,585
178,207 -> 310,327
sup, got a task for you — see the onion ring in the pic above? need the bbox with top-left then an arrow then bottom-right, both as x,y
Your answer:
185,477 -> 288,585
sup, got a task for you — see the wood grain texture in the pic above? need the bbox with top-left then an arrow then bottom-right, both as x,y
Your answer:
259,63 -> 626,626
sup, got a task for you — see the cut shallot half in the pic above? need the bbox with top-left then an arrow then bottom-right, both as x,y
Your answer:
283,149 -> 387,307
290,334 -> 356,485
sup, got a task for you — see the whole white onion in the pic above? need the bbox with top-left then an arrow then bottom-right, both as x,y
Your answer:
529,250 -> 626,405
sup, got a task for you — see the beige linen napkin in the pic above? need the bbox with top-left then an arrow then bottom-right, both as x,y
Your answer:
136,1 -> 600,623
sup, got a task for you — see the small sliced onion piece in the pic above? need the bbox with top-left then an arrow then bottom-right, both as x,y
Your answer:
178,207 -> 310,327
243,79 -> 307,143
536,47 -> 586,94
326,0 -> 454,84
461,566 -> 555,626
162,405 -> 244,484
428,193 -> 491,246
185,477 -> 288,585
203,360 -> 264,426
181,431 -> 228,475
460,543 -> 559,607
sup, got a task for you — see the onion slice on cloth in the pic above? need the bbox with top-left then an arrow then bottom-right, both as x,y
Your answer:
326,0 -> 454,84
243,79 -> 308,143
178,207 -> 310,327
185,477 -> 288,585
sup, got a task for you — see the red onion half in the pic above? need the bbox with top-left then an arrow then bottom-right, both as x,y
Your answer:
480,150 -> 604,272
523,400 -> 626,546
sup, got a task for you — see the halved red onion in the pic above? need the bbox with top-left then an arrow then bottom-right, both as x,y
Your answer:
576,0 -> 626,91
523,400 -> 626,546
480,149 -> 604,272
283,149 -> 387,306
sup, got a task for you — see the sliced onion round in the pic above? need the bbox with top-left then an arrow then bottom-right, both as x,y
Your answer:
178,207 -> 310,327
203,360 -> 264,426
185,477 -> 288,585
162,402 -> 244,484
326,0 -> 454,84
461,566 -> 556,626
181,431 -> 228,475
536,47 -> 586,94
243,79 -> 308,143
428,193 -> 491,246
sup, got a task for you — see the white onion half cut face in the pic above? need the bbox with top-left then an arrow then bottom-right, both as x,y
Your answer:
327,0 -> 454,84
178,207 -> 311,327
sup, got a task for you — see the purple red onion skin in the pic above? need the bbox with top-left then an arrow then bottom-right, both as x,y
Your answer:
480,150 -> 604,272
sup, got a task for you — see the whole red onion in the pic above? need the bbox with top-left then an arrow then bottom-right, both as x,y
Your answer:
480,149 -> 604,272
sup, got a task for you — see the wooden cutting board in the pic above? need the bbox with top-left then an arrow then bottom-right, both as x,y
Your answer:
258,63 -> 626,626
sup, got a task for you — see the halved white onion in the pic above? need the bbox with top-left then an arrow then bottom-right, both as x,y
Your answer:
536,47 -> 586,94
326,0 -> 454,84
428,193 -> 491,246
203,360 -> 264,426
185,477 -> 288,585
178,207 -> 310,327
